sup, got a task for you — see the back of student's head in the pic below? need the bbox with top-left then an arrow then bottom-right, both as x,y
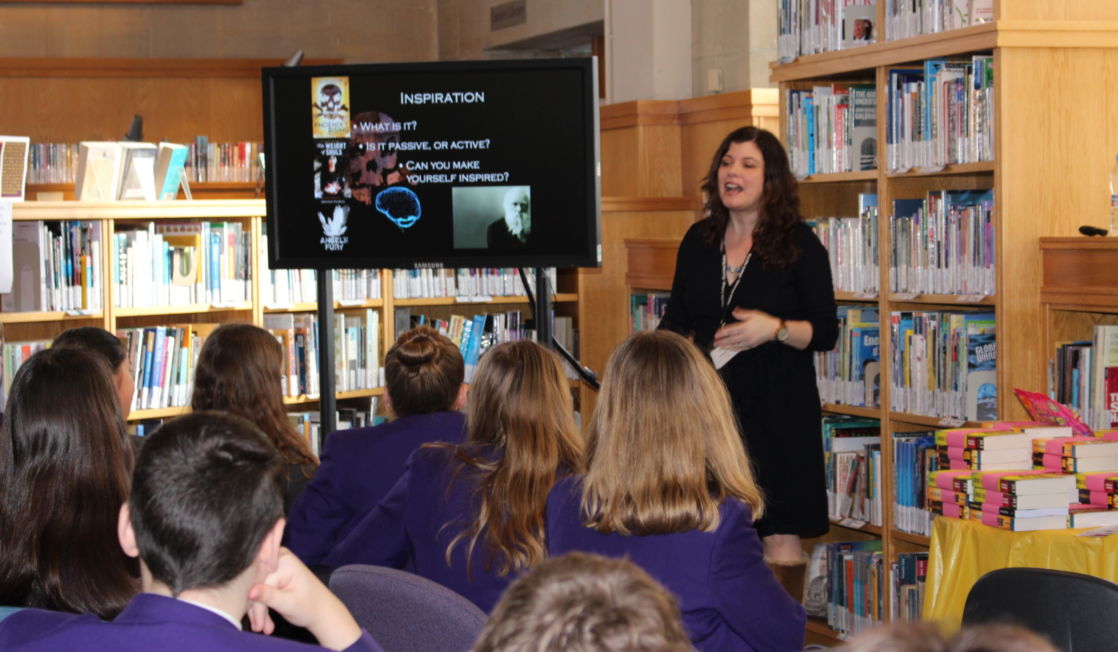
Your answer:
448,339 -> 582,575
473,552 -> 691,652
0,347 -> 136,618
384,325 -> 464,418
52,326 -> 128,370
52,326 -> 134,416
583,330 -> 763,535
948,623 -> 1060,652
191,322 -> 315,469
130,411 -> 284,595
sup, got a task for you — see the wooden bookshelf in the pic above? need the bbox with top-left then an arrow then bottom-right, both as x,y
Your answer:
775,0 -> 1118,627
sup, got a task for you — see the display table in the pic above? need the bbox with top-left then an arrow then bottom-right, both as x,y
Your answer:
924,516 -> 1118,624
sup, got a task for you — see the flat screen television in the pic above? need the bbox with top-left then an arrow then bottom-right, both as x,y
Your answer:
262,57 -> 601,270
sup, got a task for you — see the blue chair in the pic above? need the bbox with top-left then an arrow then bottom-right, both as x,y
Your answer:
329,564 -> 487,652
0,606 -> 22,622
962,567 -> 1118,651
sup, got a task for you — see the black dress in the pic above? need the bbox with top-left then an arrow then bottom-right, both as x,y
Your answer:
660,219 -> 838,538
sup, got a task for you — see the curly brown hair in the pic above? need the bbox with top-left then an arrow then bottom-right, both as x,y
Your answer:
698,126 -> 803,268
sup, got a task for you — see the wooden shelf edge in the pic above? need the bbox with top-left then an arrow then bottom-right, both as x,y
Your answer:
889,411 -> 975,429
799,170 -> 878,183
115,303 -> 253,317
890,529 -> 932,547
130,405 -> 188,420
830,518 -> 884,536
13,199 -> 266,220
770,23 -> 998,81
283,387 -> 383,405
0,310 -> 103,324
886,160 -> 994,177
887,293 -> 996,307
835,291 -> 880,303
822,403 -> 882,420
394,294 -> 575,307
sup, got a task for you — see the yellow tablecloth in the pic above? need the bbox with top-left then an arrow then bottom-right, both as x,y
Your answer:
924,516 -> 1118,625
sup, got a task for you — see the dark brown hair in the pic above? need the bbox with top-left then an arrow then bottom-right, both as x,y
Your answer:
52,326 -> 128,372
474,552 -> 691,652
699,126 -> 803,268
190,323 -> 316,470
384,325 -> 464,418
0,347 -> 138,618
130,411 -> 285,596
444,340 -> 582,575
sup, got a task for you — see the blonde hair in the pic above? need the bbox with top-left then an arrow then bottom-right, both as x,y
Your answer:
445,340 -> 582,575
582,330 -> 764,534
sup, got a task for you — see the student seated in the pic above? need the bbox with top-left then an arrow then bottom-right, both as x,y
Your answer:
546,330 -> 806,652
0,347 -> 138,618
0,411 -> 383,651
52,326 -> 136,419
325,340 -> 582,613
286,326 -> 467,565
191,323 -> 319,513
473,551 -> 692,652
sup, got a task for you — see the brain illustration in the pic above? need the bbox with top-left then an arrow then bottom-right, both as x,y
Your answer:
375,186 -> 422,229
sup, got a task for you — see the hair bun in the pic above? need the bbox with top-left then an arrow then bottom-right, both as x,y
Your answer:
395,330 -> 439,368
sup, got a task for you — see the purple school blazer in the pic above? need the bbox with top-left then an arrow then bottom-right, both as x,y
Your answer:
324,444 -> 513,613
546,477 -> 807,652
285,411 -> 467,565
0,593 -> 383,651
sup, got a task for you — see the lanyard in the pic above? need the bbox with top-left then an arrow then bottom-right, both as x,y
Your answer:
720,251 -> 750,326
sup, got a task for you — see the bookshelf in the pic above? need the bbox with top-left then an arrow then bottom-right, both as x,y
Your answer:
774,0 -> 1118,637
1,199 -> 584,428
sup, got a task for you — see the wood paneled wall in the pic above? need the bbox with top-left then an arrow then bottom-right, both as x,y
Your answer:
0,57 -> 339,143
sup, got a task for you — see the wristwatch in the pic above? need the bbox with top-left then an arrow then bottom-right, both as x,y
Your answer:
774,319 -> 790,343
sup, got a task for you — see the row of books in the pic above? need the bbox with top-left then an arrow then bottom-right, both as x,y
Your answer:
262,310 -> 385,398
261,268 -> 384,308
894,432 -> 937,535
890,310 -> 996,421
25,139 -> 262,187
391,267 -> 558,300
804,539 -> 884,637
0,339 -> 50,407
787,84 -> 876,177
816,306 -> 880,408
926,424 -> 1118,531
0,220 -> 103,313
27,142 -> 79,185
187,138 -> 262,184
886,55 -> 995,173
891,551 -> 929,622
120,324 -> 213,412
822,416 -> 883,526
258,231 -> 384,307
890,188 -> 995,297
629,292 -> 670,332
395,308 -> 579,382
777,0 -> 877,64
885,0 -> 993,42
115,221 -> 252,308
1050,325 -> 1118,433
811,194 -> 880,296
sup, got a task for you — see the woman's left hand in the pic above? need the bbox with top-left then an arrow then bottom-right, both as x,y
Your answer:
713,308 -> 780,351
